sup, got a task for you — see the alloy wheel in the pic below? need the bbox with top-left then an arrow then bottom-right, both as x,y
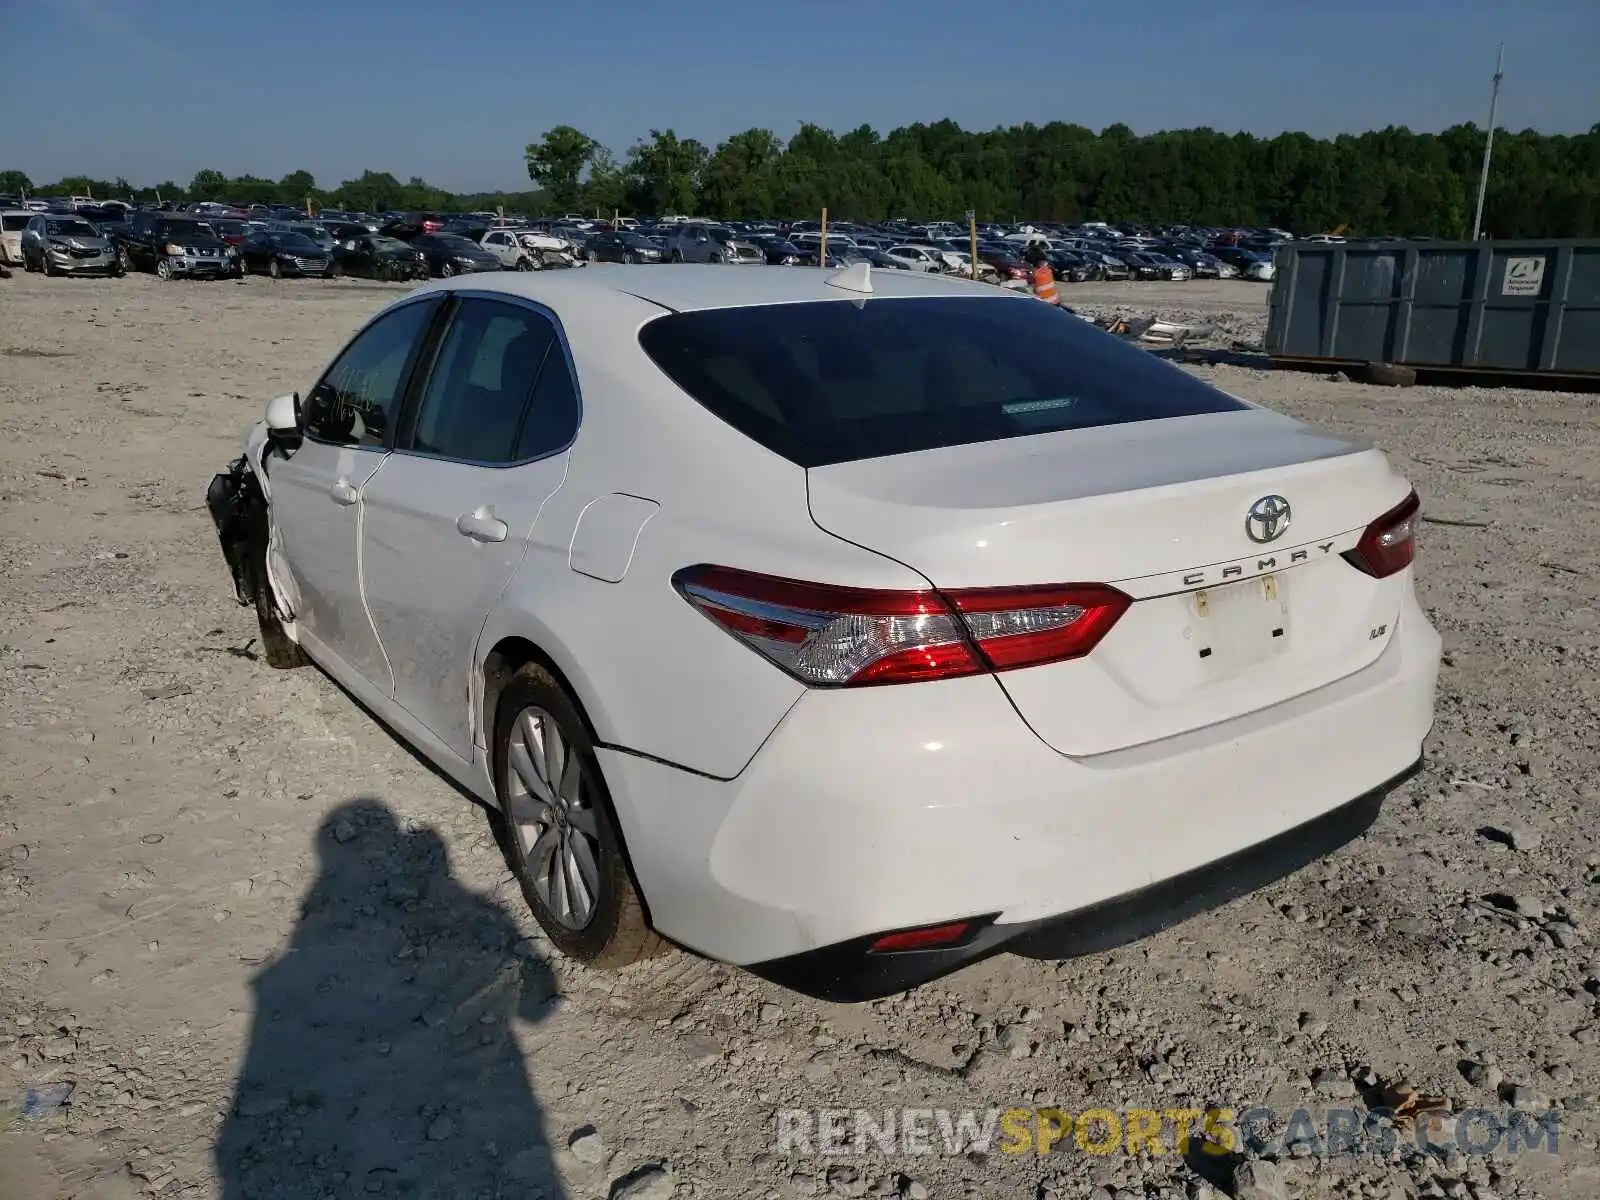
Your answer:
503,706 -> 602,930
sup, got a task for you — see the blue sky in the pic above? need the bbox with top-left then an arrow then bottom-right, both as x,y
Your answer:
4,0 -> 1595,193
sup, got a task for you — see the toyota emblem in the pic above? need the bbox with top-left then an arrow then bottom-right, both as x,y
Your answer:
1245,495 -> 1292,544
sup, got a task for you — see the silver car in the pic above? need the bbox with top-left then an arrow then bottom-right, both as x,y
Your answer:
662,223 -> 763,264
20,214 -> 122,277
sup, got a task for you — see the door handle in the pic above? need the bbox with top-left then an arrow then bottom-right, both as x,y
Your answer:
457,509 -> 508,543
329,480 -> 360,506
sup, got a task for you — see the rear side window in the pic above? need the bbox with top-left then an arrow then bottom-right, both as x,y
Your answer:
637,296 -> 1248,467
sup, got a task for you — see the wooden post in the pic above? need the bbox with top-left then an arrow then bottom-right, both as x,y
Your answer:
820,207 -> 828,268
306,195 -> 314,218
969,210 -> 978,280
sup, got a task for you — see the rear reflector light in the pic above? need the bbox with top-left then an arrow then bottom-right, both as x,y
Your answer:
1343,490 -> 1420,579
673,565 -> 1130,687
869,921 -> 977,954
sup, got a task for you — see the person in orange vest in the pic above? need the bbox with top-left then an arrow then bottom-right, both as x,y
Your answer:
1025,242 -> 1059,305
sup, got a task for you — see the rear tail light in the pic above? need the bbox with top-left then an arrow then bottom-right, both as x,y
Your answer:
1343,490 -> 1420,578
672,565 -> 1130,687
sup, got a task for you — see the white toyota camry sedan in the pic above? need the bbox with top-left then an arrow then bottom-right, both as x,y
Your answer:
207,263 -> 1439,1001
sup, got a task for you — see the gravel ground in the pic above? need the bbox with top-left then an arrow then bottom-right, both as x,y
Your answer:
2,271 -> 1599,1200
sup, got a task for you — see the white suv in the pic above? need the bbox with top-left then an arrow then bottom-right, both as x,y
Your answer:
1,210 -> 32,265
479,229 -> 537,270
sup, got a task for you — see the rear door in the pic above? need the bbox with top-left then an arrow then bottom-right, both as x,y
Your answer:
359,295 -> 580,762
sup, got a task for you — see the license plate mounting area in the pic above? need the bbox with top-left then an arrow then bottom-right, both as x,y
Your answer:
1191,575 -> 1289,671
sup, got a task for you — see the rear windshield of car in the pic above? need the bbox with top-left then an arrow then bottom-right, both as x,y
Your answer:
637,296 -> 1249,467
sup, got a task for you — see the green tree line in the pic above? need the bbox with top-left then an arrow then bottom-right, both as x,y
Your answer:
0,167 -> 543,220
8,118 -> 1599,236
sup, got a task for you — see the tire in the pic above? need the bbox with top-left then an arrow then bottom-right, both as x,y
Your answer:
441,261 -> 456,278
243,507 -> 308,669
21,251 -> 35,272
117,246 -> 131,271
42,253 -> 55,277
112,264 -> 125,278
622,251 -> 636,264
253,565 -> 308,669
326,263 -> 341,280
515,256 -> 532,271
268,259 -> 281,279
156,257 -> 174,280
670,250 -> 684,263
489,664 -> 663,967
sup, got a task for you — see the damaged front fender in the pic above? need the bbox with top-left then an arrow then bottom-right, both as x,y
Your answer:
206,456 -> 267,609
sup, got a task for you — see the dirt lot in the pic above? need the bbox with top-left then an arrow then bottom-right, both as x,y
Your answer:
3,271 -> 1599,1200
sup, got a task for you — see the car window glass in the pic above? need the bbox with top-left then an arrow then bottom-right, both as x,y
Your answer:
513,341 -> 580,461
638,296 -> 1248,467
304,300 -> 437,448
408,300 -> 557,464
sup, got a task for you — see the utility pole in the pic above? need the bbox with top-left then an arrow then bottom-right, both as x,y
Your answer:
1470,43 -> 1504,241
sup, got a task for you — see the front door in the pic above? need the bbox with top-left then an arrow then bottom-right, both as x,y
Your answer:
360,295 -> 580,761
269,296 -> 442,690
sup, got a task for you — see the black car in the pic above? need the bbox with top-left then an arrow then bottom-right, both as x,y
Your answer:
113,212 -> 238,278
1168,247 -> 1223,278
586,231 -> 664,264
410,233 -> 502,277
1044,250 -> 1096,283
1083,250 -> 1133,281
334,233 -> 429,280
325,221 -> 377,243
438,217 -> 491,243
744,234 -> 809,265
239,231 -> 336,278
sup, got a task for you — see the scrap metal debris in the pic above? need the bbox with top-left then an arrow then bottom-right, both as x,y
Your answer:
1094,313 -> 1216,347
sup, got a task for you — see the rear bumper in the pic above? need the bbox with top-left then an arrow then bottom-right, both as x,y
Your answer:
749,758 -> 1419,1002
598,589 -> 1439,990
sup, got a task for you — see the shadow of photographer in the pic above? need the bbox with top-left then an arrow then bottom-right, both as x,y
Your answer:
216,797 -> 564,1199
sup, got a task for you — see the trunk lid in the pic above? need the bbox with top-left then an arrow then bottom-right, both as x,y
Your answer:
806,408 -> 1414,756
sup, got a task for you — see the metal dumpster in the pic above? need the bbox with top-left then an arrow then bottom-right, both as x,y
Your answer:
1265,239 -> 1600,379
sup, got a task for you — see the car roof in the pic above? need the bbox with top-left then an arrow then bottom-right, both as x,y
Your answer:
417,263 -> 1027,314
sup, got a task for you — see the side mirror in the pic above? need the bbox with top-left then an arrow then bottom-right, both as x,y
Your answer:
264,392 -> 303,453
265,392 -> 299,434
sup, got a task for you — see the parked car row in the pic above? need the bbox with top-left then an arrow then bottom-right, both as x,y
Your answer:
3,199 -> 1287,289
